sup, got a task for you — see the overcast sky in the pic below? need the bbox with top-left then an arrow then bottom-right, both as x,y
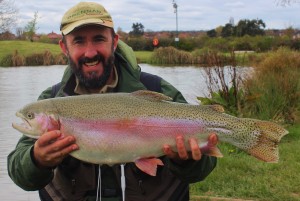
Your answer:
16,0 -> 300,34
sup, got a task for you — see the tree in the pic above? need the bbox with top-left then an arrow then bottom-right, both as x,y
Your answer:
221,23 -> 235,37
276,0 -> 300,5
283,26 -> 295,39
129,22 -> 144,37
206,29 -> 217,37
24,11 -> 39,42
15,27 -> 24,39
116,27 -> 128,40
0,0 -> 18,32
235,19 -> 265,37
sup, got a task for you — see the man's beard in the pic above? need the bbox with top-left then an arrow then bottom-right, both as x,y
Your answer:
68,53 -> 115,89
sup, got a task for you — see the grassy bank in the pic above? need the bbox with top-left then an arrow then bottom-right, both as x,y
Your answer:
134,51 -> 152,63
0,40 -> 62,57
0,40 -> 152,67
1,40 -> 255,67
190,124 -> 300,201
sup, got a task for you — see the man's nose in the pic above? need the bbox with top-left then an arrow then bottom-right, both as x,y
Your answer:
84,43 -> 97,58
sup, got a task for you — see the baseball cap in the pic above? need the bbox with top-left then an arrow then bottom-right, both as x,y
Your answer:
60,2 -> 114,35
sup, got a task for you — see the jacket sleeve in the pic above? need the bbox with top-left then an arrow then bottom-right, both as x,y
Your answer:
7,89 -> 54,191
160,78 -> 217,183
7,136 -> 54,191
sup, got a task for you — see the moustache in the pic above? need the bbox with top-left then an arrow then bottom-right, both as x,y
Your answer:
78,54 -> 105,66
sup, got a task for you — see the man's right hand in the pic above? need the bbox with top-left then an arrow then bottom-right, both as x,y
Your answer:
33,130 -> 79,168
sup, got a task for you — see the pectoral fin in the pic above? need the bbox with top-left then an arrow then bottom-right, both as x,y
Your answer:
135,157 -> 164,176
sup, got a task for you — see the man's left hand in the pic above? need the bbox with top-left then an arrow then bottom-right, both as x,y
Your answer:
163,133 -> 218,162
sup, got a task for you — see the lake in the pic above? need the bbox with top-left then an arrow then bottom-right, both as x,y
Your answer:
0,64 -> 246,200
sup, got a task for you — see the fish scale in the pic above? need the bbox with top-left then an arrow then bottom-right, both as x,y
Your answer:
12,90 -> 288,176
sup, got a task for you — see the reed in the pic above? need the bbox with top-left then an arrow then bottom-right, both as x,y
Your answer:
243,47 -> 300,123
0,50 -> 26,66
12,50 -> 25,66
0,50 -> 67,67
54,53 -> 68,65
42,50 -> 54,65
150,46 -> 193,64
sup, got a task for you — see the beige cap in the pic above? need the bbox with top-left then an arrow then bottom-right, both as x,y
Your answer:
60,2 -> 114,35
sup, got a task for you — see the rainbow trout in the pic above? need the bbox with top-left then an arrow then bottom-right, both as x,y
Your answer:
12,90 -> 288,176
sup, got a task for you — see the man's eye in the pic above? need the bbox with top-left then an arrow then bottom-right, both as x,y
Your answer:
94,37 -> 106,42
74,39 -> 84,44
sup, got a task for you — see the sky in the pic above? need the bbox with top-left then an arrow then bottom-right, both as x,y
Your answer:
15,0 -> 300,34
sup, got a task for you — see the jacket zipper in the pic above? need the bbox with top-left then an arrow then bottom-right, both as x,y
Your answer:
71,179 -> 76,194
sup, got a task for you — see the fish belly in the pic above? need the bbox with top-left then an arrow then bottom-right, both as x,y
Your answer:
60,117 -> 207,164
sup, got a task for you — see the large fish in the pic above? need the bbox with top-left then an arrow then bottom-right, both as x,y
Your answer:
12,90 -> 288,176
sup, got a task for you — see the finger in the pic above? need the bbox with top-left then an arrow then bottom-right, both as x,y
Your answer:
189,138 -> 202,160
33,138 -> 78,168
37,130 -> 62,146
52,143 -> 79,160
47,136 -> 77,153
176,136 -> 188,160
208,133 -> 218,146
163,145 -> 178,159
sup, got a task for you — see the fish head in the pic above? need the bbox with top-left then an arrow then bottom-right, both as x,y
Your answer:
12,102 -> 59,139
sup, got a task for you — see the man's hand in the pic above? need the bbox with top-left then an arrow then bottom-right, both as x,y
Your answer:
163,133 -> 218,162
33,130 -> 79,168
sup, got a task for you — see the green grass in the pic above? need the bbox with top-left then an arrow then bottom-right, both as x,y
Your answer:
134,51 -> 152,63
0,40 -> 62,58
0,40 -> 152,66
190,124 -> 300,201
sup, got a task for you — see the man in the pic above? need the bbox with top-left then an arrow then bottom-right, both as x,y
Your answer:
8,2 -> 217,201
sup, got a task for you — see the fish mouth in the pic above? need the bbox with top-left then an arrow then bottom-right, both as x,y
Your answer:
12,112 -> 39,139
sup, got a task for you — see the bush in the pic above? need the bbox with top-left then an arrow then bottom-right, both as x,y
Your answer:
243,47 -> 300,123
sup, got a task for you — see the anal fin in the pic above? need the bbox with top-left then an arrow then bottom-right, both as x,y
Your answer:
135,158 -> 164,176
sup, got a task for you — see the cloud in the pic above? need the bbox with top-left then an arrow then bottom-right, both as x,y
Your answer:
14,0 -> 300,34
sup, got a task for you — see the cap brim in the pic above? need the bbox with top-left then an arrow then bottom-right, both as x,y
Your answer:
61,18 -> 113,35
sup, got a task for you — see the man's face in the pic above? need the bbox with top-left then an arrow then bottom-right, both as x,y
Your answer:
60,25 -> 119,89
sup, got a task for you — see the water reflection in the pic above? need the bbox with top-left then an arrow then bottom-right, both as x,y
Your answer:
0,64 -> 244,200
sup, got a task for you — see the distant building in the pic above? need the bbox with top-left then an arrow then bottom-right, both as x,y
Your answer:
47,31 -> 62,42
0,31 -> 16,40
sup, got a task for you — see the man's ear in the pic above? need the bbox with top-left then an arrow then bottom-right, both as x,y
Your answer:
113,34 -> 119,51
59,39 -> 68,56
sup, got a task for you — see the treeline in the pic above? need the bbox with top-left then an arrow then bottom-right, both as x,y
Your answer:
120,19 -> 300,52
123,34 -> 300,52
207,19 -> 265,38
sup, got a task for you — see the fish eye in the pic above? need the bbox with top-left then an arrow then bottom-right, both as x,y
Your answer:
26,112 -> 34,119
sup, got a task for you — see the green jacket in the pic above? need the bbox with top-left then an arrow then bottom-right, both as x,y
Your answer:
8,41 -> 217,201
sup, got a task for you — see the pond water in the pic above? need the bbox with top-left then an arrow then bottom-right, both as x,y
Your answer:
0,64 -> 247,200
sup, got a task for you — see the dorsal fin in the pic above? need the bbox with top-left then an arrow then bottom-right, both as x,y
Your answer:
132,90 -> 173,102
209,105 -> 225,113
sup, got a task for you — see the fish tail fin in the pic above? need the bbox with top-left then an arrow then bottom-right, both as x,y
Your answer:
247,121 -> 288,163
